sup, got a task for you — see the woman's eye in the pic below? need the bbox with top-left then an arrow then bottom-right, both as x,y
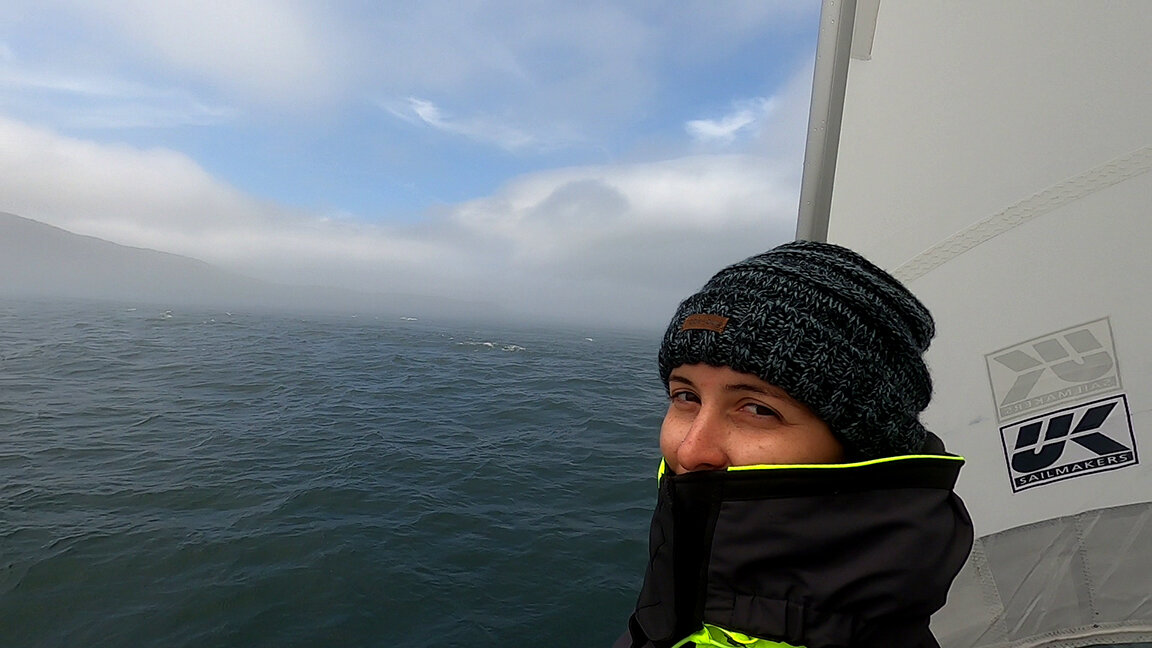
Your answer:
669,391 -> 699,404
741,403 -> 780,417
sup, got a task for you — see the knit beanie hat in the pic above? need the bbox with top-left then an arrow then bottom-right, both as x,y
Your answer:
658,240 -> 936,460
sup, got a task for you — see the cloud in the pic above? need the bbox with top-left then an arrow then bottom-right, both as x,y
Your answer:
436,155 -> 799,314
2,1 -> 818,151
0,65 -> 235,129
353,3 -> 655,126
0,26 -> 819,328
0,105 -> 805,328
383,97 -> 542,151
0,115 -> 270,236
39,0 -> 343,108
686,98 -> 777,145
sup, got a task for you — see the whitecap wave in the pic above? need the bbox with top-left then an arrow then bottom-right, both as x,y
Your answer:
456,340 -> 526,352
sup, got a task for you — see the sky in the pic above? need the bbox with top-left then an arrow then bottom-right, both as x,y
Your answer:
0,1 -> 822,329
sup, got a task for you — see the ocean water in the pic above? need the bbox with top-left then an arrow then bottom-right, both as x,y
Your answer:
1,297 -> 667,647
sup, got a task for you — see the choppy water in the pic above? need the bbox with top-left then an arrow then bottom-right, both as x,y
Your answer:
1,297 -> 666,647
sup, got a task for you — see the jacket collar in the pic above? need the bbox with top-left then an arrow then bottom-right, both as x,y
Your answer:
621,456 -> 973,648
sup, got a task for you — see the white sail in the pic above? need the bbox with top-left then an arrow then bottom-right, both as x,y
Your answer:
799,1 -> 1152,646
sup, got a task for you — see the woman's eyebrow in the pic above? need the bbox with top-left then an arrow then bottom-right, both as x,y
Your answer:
723,380 -> 797,396
667,374 -> 788,400
725,382 -> 769,393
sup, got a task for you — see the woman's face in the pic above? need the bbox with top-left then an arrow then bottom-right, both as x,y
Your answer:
660,363 -> 844,473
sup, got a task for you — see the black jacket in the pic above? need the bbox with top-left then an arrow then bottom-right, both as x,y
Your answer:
615,451 -> 973,648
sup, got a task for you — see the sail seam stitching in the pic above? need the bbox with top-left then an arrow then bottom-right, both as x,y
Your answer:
892,145 -> 1152,283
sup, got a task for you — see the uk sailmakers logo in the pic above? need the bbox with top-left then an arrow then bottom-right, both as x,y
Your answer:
1001,395 -> 1136,491
987,318 -> 1138,491
987,318 -> 1120,421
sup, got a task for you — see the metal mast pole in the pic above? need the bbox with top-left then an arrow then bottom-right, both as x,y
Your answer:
796,0 -> 857,242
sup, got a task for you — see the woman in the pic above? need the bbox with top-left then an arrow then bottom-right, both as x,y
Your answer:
615,241 -> 973,648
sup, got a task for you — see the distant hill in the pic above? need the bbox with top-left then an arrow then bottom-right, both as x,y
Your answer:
0,211 -> 487,319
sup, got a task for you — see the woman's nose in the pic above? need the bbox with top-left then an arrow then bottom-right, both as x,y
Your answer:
674,410 -> 729,472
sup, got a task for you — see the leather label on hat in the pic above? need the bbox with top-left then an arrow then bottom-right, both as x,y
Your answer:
681,313 -> 729,333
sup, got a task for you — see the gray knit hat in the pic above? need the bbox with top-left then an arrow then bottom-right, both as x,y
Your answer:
658,240 -> 935,460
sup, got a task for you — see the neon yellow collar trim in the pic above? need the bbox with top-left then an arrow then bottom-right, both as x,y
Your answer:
727,453 -> 965,471
657,453 -> 964,478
